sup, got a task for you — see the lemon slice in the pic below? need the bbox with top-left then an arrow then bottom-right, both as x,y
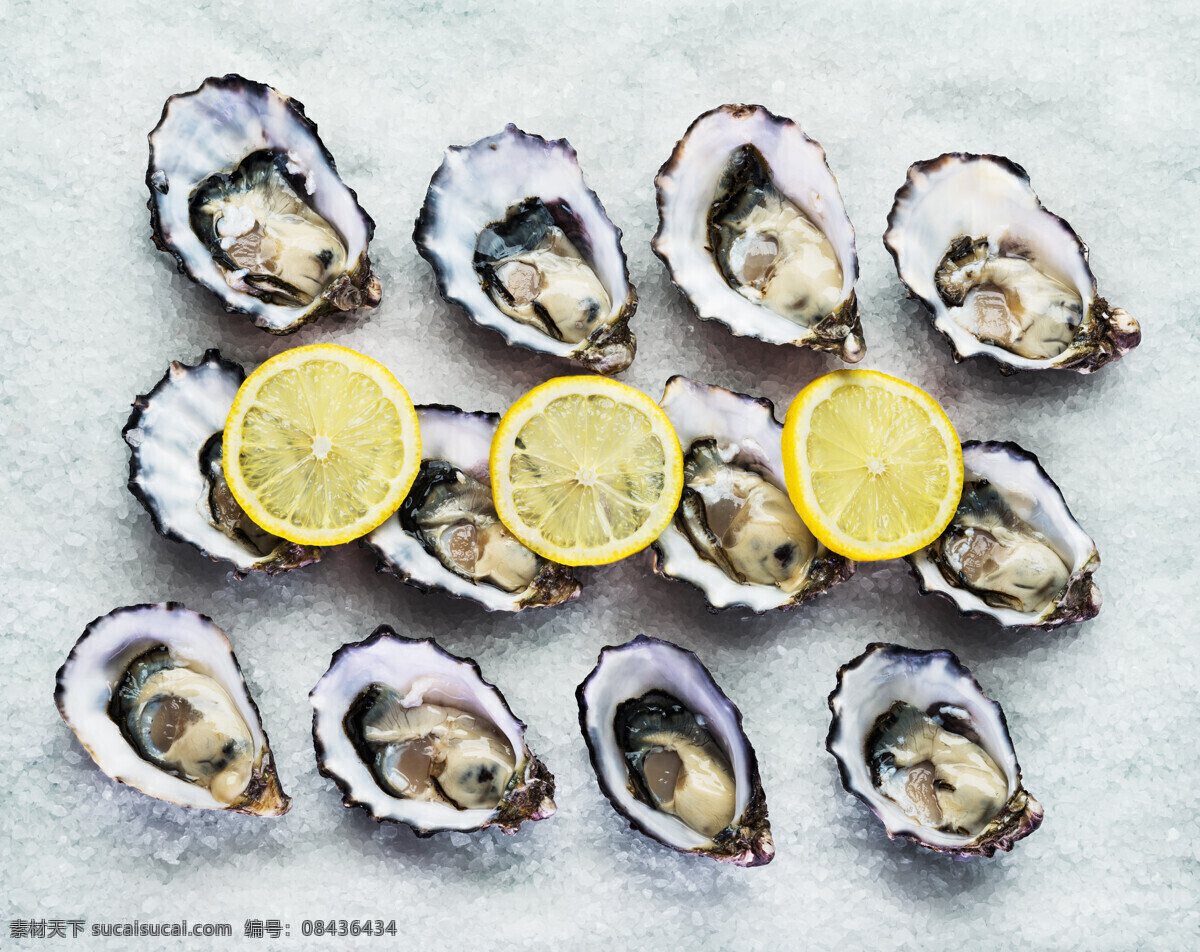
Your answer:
490,376 -> 684,566
223,344 -> 421,546
781,369 -> 963,561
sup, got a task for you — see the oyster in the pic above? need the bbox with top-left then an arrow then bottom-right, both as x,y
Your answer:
884,153 -> 1140,373
364,405 -> 581,611
827,643 -> 1042,857
907,441 -> 1100,629
55,603 -> 289,815
577,635 -> 773,866
654,104 -> 864,362
652,377 -> 853,611
414,124 -> 637,374
148,75 -> 380,334
123,350 -> 320,576
311,626 -> 555,835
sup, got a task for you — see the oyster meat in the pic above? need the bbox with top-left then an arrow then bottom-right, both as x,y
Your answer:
654,105 -> 864,361
827,643 -> 1042,856
311,627 -> 555,835
907,441 -> 1100,628
615,690 -> 737,840
884,153 -> 1140,373
364,406 -> 580,611
350,686 -> 516,810
124,350 -> 320,576
475,198 -> 612,344
55,603 -> 289,815
577,635 -> 773,866
415,125 -> 637,374
652,377 -> 853,612
148,75 -> 380,334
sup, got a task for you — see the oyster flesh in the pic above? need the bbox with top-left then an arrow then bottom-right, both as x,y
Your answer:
827,643 -> 1042,856
364,406 -> 580,611
907,441 -> 1100,629
577,635 -> 773,866
652,377 -> 853,612
123,350 -> 320,576
414,124 -> 637,374
148,75 -> 380,334
311,626 -> 555,835
55,603 -> 289,815
884,153 -> 1140,373
654,104 -> 864,362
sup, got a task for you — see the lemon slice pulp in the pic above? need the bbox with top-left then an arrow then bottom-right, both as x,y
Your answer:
223,344 -> 421,546
781,369 -> 963,561
490,376 -> 684,566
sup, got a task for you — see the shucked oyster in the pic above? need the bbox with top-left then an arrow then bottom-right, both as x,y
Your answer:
652,377 -> 853,612
654,105 -> 864,362
415,125 -> 637,374
364,405 -> 580,611
124,350 -> 319,576
907,441 -> 1100,629
577,635 -> 773,866
827,643 -> 1042,856
885,153 -> 1140,373
148,75 -> 380,334
311,627 -> 555,835
55,604 -> 289,815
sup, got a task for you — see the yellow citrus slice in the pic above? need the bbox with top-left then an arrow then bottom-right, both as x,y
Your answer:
490,376 -> 684,566
781,369 -> 963,561
223,344 -> 421,546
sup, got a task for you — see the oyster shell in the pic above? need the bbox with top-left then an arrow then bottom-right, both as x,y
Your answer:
577,635 -> 773,866
654,104 -> 864,362
55,603 -> 289,815
652,377 -> 854,612
884,153 -> 1140,373
148,75 -> 380,334
123,350 -> 320,576
907,441 -> 1100,629
311,626 -> 555,835
364,406 -> 580,611
414,124 -> 637,375
827,643 -> 1042,857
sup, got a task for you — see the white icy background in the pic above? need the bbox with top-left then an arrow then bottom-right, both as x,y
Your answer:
2,1 -> 1198,949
